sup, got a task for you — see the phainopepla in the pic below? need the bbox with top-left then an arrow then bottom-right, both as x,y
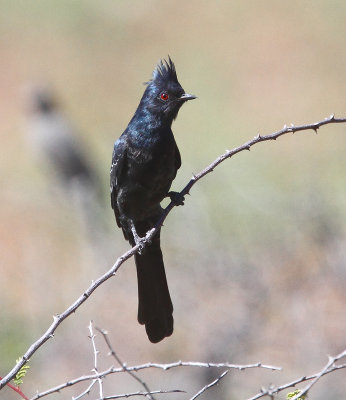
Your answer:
25,85 -> 108,242
26,86 -> 97,190
110,58 -> 196,343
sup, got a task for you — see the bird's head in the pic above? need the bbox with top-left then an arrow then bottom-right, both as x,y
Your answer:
141,57 -> 196,122
23,84 -> 58,115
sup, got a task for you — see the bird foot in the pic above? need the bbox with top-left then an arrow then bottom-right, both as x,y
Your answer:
167,191 -> 185,206
129,220 -> 147,254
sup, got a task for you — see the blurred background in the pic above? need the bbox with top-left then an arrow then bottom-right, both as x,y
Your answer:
1,1 -> 345,399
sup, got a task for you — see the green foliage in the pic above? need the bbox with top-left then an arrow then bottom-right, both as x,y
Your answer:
13,358 -> 30,386
287,390 -> 306,400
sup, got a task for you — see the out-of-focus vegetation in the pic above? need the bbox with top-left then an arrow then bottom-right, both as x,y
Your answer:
0,1 -> 345,399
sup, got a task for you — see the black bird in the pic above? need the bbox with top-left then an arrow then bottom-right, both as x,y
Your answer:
26,86 -> 97,190
25,85 -> 108,243
110,58 -> 196,343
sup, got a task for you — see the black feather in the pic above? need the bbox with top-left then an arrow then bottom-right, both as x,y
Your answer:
110,58 -> 196,343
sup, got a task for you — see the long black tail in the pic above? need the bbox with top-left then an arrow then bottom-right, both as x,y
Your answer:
130,222 -> 173,343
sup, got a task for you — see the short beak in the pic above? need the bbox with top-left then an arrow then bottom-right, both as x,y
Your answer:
179,93 -> 197,101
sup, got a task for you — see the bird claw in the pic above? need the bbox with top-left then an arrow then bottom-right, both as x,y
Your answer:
135,238 -> 146,255
167,191 -> 185,206
130,220 -> 147,254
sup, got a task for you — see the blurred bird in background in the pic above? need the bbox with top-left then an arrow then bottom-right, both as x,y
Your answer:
110,58 -> 196,343
25,86 -> 98,192
24,85 -> 108,246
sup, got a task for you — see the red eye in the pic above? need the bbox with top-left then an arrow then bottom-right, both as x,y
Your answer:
160,92 -> 169,101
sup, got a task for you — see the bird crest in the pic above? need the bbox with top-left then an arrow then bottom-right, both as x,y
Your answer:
149,57 -> 179,86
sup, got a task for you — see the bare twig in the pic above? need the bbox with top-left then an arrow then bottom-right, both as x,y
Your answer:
72,380 -> 95,400
96,326 -> 155,400
189,370 -> 229,400
2,115 -> 345,389
29,361 -> 279,400
89,321 -> 104,399
291,349 -> 346,400
71,322 -> 102,400
247,350 -> 346,400
95,389 -> 185,400
155,115 -> 346,228
0,377 -> 29,400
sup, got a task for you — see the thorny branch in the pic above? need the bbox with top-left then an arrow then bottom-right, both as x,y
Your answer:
291,350 -> 346,400
189,370 -> 229,400
94,390 -> 185,400
72,322 -> 103,400
247,350 -> 346,400
1,115 -> 345,390
28,361 -> 279,400
96,326 -> 156,400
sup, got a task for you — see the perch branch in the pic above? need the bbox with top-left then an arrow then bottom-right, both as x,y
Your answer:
1,114 -> 345,390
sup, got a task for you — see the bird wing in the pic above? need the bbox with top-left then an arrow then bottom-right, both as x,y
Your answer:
174,140 -> 181,173
110,136 -> 127,228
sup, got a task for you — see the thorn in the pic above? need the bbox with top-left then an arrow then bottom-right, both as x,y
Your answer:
329,114 -> 335,120
246,145 -> 251,151
283,124 -> 287,129
53,314 -> 60,322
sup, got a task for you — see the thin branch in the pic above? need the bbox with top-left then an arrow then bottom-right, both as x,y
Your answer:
69,322 -> 103,400
89,321 -> 104,399
189,369 -> 229,400
29,361 -> 279,400
1,114 -> 345,389
247,350 -> 346,400
96,389 -> 185,400
96,326 -> 156,400
0,377 -> 29,400
291,349 -> 346,400
72,381 -> 95,400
